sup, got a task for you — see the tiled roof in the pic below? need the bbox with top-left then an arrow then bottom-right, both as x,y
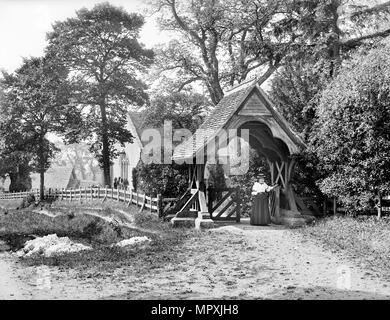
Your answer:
172,80 -> 258,160
128,111 -> 147,143
172,79 -> 305,161
128,111 -> 187,148
31,165 -> 77,190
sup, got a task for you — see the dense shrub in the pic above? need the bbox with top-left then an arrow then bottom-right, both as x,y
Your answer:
134,161 -> 188,198
312,40 -> 390,212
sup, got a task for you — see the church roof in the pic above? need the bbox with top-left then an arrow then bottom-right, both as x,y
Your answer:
31,165 -> 78,190
127,111 -> 147,148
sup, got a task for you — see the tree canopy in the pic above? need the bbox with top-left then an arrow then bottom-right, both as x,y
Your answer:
0,56 -> 79,198
312,39 -> 390,211
46,2 -> 154,186
143,90 -> 210,133
151,0 -> 390,104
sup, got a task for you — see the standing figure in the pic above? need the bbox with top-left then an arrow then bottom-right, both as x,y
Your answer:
250,174 -> 277,226
113,177 -> 118,189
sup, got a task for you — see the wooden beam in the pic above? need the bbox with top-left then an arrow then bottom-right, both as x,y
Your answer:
285,184 -> 298,212
139,194 -> 146,212
178,190 -> 199,213
267,160 -> 274,184
198,190 -> 208,213
274,186 -> 280,223
275,162 -> 286,189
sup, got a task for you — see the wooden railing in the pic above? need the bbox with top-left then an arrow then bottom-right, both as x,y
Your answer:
0,189 -> 40,200
207,187 -> 241,222
0,187 -> 165,216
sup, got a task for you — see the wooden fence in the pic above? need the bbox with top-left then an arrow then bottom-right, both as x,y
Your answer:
0,190 -> 40,200
0,187 -> 166,217
301,195 -> 390,218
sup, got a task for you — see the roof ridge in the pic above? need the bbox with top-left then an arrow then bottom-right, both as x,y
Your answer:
225,77 -> 258,95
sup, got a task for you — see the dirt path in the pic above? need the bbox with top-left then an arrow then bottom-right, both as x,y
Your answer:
1,221 -> 390,299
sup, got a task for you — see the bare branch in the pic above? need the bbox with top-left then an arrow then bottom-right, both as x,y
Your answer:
342,28 -> 390,49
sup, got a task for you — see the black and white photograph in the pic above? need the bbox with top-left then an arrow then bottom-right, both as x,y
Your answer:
0,0 -> 390,306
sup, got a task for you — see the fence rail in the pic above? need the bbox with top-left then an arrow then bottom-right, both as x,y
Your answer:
0,187 -> 163,216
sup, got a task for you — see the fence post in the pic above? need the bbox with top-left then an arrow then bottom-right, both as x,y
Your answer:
90,187 -> 93,201
117,187 -> 120,202
150,194 -> 153,213
136,191 -> 139,207
111,187 -> 114,200
333,197 -> 337,215
124,187 -> 127,202
236,192 -> 241,223
378,191 -> 382,219
128,189 -> 133,207
97,186 -> 100,200
157,194 -> 162,218
70,188 -> 73,202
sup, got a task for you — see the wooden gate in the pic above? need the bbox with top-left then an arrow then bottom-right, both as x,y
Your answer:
207,187 -> 241,222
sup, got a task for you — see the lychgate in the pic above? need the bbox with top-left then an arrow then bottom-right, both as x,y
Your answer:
170,79 -> 313,228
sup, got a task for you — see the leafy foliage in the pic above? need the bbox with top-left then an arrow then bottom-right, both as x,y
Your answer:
312,39 -> 390,211
46,3 -> 154,185
135,160 -> 188,197
151,0 -> 390,104
269,1 -> 390,203
0,57 -> 79,196
144,89 -> 210,133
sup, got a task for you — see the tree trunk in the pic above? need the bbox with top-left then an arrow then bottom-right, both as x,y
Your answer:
329,0 -> 342,77
8,164 -> 31,192
100,101 -> 111,187
40,167 -> 45,201
37,139 -> 45,201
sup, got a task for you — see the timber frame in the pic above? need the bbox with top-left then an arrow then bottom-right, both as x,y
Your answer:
172,79 -> 308,225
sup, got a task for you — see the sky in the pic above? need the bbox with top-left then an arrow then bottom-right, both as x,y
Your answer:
0,0 -> 167,73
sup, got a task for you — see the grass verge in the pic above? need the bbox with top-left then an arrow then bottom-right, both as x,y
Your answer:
297,215 -> 390,275
0,199 -> 192,274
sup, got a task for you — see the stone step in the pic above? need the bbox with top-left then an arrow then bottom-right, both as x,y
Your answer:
280,216 -> 306,228
176,211 -> 198,218
279,209 -> 315,227
171,216 -> 215,229
171,217 -> 196,228
280,209 -> 303,218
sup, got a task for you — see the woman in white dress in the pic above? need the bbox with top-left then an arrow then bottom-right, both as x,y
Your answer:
251,174 -> 277,225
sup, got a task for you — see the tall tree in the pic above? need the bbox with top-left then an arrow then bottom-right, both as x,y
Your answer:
268,1 -> 390,200
46,3 -> 154,186
312,39 -> 390,211
272,0 -> 390,134
0,113 -> 33,192
151,0 -> 390,104
144,89 -> 210,133
1,57 -> 78,199
152,0 -> 297,104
